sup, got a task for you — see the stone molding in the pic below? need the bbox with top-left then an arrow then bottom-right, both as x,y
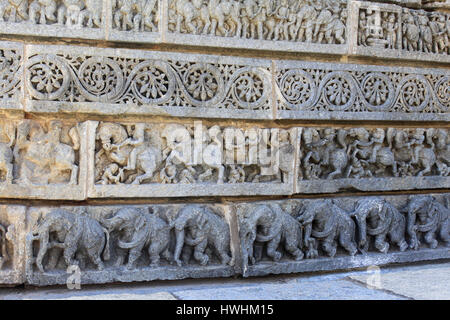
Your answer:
0,118 -> 448,200
0,193 -> 447,285
0,41 -> 448,122
0,1 -> 447,63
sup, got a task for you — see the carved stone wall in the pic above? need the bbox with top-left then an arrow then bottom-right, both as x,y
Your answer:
0,0 -> 448,286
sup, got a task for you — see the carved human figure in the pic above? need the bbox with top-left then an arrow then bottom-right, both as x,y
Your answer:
402,11 -> 420,51
405,195 -> 449,250
96,122 -> 162,185
170,205 -> 232,267
103,207 -> 171,269
358,10 -> 368,46
28,209 -> 110,272
385,13 -> 398,49
14,121 -> 79,185
296,199 -> 357,258
350,198 -> 408,253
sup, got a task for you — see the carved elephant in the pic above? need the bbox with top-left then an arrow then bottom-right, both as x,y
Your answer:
239,204 -> 304,267
297,199 -> 357,258
170,204 -> 232,267
29,209 -> 110,272
103,207 -> 171,269
350,198 -> 408,254
405,195 -> 449,250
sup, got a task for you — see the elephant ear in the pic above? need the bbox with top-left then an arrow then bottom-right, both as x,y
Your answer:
134,215 -> 146,232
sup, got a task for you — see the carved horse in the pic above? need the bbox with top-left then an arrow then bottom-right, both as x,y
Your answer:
96,122 -> 162,184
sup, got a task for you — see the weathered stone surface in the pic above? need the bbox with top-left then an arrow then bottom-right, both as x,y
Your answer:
0,205 -> 26,284
0,0 -> 447,289
0,1 -> 447,63
25,203 -> 236,286
0,41 -> 445,121
0,192 -> 445,286
350,1 -> 450,62
296,127 -> 450,193
88,121 -> 297,198
235,194 -> 449,277
0,119 -> 88,200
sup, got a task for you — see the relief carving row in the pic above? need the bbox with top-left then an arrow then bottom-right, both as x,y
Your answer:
358,1 -> 449,55
0,119 -> 448,198
25,52 -> 272,111
168,0 -> 348,44
0,0 -> 103,28
95,122 -> 295,185
0,2 -> 448,62
298,127 -> 449,181
0,194 -> 447,284
14,44 -> 448,119
238,195 -> 449,270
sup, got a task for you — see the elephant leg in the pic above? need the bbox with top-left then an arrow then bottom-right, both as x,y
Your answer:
284,238 -> 304,261
63,245 -> 77,267
339,233 -> 358,256
266,234 -> 282,261
126,244 -> 145,270
161,248 -> 173,264
388,229 -> 408,252
87,248 -> 104,271
424,231 -> 438,249
374,234 -> 390,253
214,241 -> 231,265
322,237 -> 337,257
149,242 -> 163,267
115,248 -> 127,267
193,239 -> 209,266
47,247 -> 62,269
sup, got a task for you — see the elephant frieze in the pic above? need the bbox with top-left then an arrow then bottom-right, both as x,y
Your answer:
405,195 -> 449,250
350,197 -> 408,254
28,208 -> 110,272
170,204 -> 232,267
239,203 -> 304,266
297,199 -> 357,258
103,207 -> 171,269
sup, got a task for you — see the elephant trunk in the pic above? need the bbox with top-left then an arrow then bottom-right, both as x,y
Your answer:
36,228 -> 49,273
118,227 -> 147,249
102,227 -> 110,261
311,214 -> 336,239
350,210 -> 367,248
366,205 -> 392,236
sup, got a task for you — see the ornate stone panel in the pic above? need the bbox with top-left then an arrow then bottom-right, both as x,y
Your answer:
24,44 -> 273,120
12,42 -> 449,122
0,0 -> 106,40
25,203 -> 236,285
296,126 -> 450,193
165,0 -> 349,55
0,41 -> 23,112
108,0 -> 162,42
0,119 -> 88,200
275,60 -> 450,121
88,121 -> 298,198
236,194 -> 450,277
350,1 -> 450,63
